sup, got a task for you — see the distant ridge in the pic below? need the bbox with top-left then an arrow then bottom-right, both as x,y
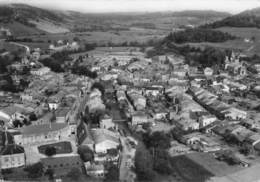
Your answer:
201,7 -> 260,28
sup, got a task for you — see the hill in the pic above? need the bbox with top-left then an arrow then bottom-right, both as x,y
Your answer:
0,3 -> 69,35
0,3 -> 232,36
202,7 -> 260,29
172,10 -> 230,19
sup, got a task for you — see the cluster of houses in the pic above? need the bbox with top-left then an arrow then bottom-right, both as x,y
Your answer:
4,36 -> 260,181
49,40 -> 80,52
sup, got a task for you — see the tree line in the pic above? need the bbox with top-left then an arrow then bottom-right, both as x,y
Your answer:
165,28 -> 236,44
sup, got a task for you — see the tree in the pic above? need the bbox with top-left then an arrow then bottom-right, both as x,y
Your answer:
29,113 -> 37,121
20,79 -> 29,89
45,168 -> 54,180
91,82 -> 105,95
45,146 -> 56,157
67,167 -> 81,181
143,131 -> 171,149
12,120 -> 23,128
165,28 -> 235,44
135,147 -> 155,181
77,146 -> 94,162
105,164 -> 119,181
153,149 -> 172,175
24,162 -> 44,178
73,37 -> 80,42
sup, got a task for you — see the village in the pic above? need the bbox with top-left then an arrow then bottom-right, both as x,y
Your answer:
1,36 -> 260,182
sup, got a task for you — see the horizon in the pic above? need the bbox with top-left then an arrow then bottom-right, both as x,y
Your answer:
0,0 -> 260,14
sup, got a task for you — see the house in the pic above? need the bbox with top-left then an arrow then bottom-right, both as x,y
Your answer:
221,107 -> 247,120
84,162 -> 106,178
144,87 -> 161,97
41,155 -> 82,176
91,129 -> 120,154
30,67 -> 50,76
127,90 -> 146,110
87,97 -> 106,113
14,123 -> 70,146
100,114 -> 116,130
0,105 -> 31,124
55,107 -> 70,123
181,132 -> 221,152
153,108 -> 168,120
204,67 -> 214,76
199,115 -> 217,128
31,51 -> 40,62
131,111 -> 148,125
173,69 -> 187,78
20,94 -> 33,102
0,144 -> 25,169
94,149 -> 119,163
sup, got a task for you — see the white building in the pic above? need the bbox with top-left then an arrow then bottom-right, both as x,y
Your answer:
100,115 -> 116,130
91,129 -> 120,154
131,111 -> 148,125
85,162 -> 106,178
14,123 -> 70,146
199,115 -> 217,128
204,67 -> 214,76
221,107 -> 247,120
30,67 -> 50,76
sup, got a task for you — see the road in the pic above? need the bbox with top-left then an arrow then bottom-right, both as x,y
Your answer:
9,41 -> 30,55
119,136 -> 136,182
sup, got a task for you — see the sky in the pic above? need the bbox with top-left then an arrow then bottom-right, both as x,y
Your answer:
1,0 -> 260,14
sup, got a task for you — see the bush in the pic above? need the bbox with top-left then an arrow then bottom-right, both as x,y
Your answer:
45,146 -> 56,157
91,82 -> 105,95
153,149 -> 172,175
24,162 -> 44,178
135,147 -> 155,181
143,131 -> 171,149
105,164 -> 119,181
77,146 -> 94,162
67,167 -> 81,181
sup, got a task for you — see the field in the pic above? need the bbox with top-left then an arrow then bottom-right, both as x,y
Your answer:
30,20 -> 70,34
18,29 -> 166,43
10,28 -> 166,51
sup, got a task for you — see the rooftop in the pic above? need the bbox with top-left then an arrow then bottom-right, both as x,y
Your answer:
21,123 -> 68,135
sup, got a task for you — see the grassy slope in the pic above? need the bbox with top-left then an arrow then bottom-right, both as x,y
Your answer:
0,22 -> 45,36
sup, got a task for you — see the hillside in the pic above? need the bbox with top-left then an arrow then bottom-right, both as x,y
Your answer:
0,4 -> 63,24
0,3 -> 68,35
0,3 -> 232,36
172,10 -> 230,19
202,7 -> 260,29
